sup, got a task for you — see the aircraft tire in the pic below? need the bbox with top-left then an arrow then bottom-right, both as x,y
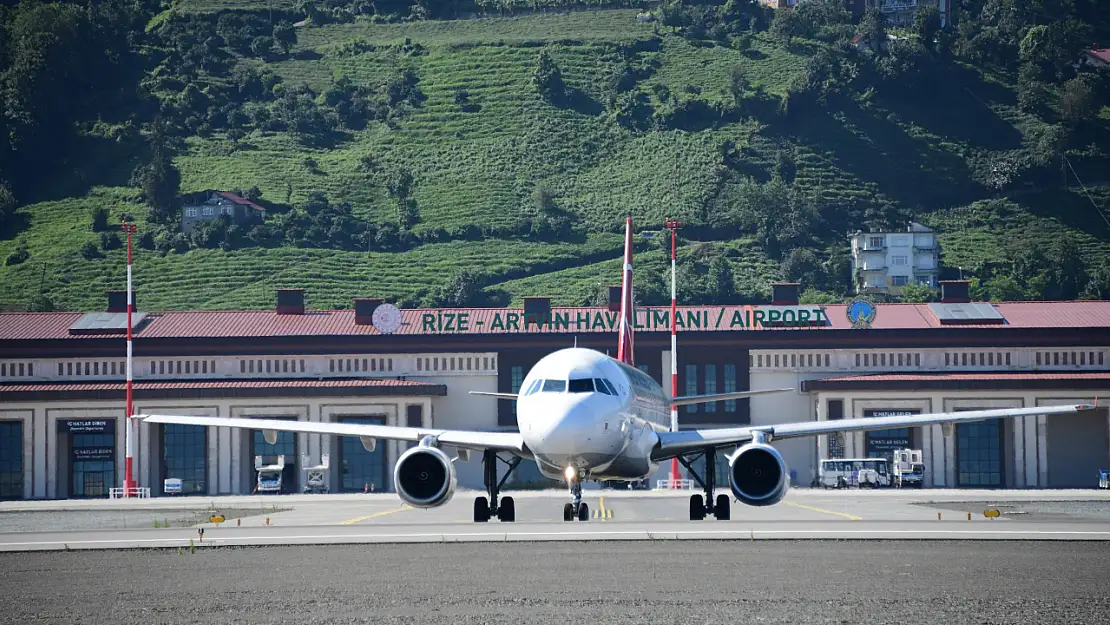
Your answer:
563,502 -> 574,521
499,496 -> 516,522
577,502 -> 589,521
715,494 -> 730,520
689,494 -> 705,521
473,496 -> 490,523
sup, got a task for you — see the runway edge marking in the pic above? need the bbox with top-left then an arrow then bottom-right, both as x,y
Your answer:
6,528 -> 1110,550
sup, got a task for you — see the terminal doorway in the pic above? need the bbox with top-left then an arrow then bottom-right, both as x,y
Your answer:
160,423 -> 208,495
0,421 -> 23,500
59,419 -> 117,498
955,419 -> 1004,488
337,416 -> 386,492
250,418 -> 297,494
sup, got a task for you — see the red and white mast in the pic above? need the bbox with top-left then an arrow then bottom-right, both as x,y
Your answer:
122,220 -> 137,497
665,218 -> 681,486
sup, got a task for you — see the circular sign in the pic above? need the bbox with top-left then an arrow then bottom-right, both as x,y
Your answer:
983,509 -> 1000,518
372,303 -> 402,334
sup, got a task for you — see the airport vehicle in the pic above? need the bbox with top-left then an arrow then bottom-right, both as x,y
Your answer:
1099,469 -> 1109,490
302,453 -> 330,494
254,455 -> 285,494
818,458 -> 890,489
892,449 -> 926,488
143,218 -> 1095,523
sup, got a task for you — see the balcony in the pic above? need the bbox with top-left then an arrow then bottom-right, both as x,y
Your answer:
880,0 -> 918,12
858,263 -> 886,271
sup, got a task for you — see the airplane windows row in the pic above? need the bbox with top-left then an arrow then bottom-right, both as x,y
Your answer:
521,377 -> 619,395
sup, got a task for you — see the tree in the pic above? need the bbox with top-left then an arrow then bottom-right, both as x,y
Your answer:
706,256 -> 735,303
272,21 -> 297,54
858,7 -> 887,54
897,282 -> 937,302
913,4 -> 942,51
533,50 -> 565,102
1060,76 -> 1097,125
769,7 -> 804,46
438,268 -> 486,307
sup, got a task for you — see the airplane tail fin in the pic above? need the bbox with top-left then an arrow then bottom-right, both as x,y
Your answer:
617,216 -> 635,366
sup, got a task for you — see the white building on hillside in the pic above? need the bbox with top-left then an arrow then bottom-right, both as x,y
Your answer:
850,222 -> 940,296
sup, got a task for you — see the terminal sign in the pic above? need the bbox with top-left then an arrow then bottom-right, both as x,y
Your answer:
419,306 -> 828,333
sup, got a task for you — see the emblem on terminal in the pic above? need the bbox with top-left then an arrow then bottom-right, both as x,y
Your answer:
846,298 -> 876,329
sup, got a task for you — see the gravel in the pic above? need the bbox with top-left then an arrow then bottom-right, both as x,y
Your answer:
0,507 -> 283,532
1,541 -> 1107,625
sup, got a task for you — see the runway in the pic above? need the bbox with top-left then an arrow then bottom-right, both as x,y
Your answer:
2,541 -> 1108,625
2,489 -> 1109,551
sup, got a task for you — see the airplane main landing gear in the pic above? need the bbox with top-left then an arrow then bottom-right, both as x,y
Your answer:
562,469 -> 589,521
677,448 -> 730,521
474,450 -> 521,523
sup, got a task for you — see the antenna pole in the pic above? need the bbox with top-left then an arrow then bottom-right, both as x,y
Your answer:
665,218 -> 681,488
122,220 -> 137,497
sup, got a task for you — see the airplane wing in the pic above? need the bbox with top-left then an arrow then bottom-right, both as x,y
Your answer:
652,403 -> 1096,461
468,391 -> 519,400
141,415 -> 528,455
669,388 -> 794,408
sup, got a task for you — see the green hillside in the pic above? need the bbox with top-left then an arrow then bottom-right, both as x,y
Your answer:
1,0 -> 1109,312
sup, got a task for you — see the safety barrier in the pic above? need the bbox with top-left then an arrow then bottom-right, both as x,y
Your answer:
108,486 -> 151,499
655,479 -> 695,490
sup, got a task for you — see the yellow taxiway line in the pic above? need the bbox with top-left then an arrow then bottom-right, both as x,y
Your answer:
784,500 -> 862,521
592,497 -> 614,520
336,505 -> 411,525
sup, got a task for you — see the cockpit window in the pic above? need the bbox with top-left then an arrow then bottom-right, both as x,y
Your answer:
541,379 -> 567,393
593,378 -> 613,395
568,378 -> 594,393
600,378 -> 619,395
523,379 -> 542,396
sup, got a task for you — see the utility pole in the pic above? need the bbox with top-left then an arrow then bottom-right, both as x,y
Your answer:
665,217 -> 681,487
121,220 -> 137,497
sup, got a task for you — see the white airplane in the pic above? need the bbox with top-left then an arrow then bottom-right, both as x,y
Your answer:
143,218 -> 1095,523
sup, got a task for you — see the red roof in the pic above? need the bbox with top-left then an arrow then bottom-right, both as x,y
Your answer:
216,191 -> 265,212
0,301 -> 1107,341
1087,48 -> 1110,63
809,373 -> 1110,383
802,372 -> 1110,392
0,379 -> 441,392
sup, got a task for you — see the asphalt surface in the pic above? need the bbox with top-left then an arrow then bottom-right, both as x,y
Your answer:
1,541 -> 1107,625
3,489 -> 1110,550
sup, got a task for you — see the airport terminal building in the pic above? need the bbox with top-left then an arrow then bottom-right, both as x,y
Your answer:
0,281 -> 1108,500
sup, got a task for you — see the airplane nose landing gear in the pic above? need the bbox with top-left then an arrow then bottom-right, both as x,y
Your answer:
562,466 -> 589,521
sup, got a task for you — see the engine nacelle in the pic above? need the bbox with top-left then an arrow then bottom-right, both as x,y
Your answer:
393,445 -> 456,508
729,442 -> 789,507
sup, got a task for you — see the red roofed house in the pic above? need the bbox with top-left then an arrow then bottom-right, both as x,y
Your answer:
0,282 -> 1107,500
181,190 -> 266,234
1081,48 -> 1110,69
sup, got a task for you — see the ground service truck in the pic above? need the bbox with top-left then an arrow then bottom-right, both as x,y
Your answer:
892,449 -> 925,488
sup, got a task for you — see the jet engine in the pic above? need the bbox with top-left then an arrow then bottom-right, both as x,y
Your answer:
728,441 -> 789,507
394,445 -> 456,508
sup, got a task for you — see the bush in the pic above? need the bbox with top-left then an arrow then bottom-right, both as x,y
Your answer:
99,231 -> 122,251
80,241 -> 102,260
90,207 -> 110,232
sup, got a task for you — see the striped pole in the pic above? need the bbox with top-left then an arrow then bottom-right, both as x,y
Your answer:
665,218 -> 680,487
122,221 -> 137,497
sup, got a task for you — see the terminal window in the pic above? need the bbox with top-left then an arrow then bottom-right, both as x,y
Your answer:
0,421 -> 22,499
162,423 -> 206,495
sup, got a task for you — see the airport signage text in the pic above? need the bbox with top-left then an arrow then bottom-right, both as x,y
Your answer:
418,306 -> 829,333
62,419 -> 114,434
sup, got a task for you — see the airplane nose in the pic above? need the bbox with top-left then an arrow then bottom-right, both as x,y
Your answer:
525,395 -> 599,458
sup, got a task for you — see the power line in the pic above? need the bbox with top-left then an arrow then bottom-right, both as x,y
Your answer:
1062,154 -> 1110,232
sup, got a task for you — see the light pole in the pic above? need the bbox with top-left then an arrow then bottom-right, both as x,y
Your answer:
664,218 -> 681,487
121,220 -> 137,497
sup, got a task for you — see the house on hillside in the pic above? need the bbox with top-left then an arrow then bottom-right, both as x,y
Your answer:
181,190 -> 266,234
849,222 -> 940,297
1080,48 -> 1110,70
847,0 -> 951,28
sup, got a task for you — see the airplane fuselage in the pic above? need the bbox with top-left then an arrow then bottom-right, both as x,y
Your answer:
516,347 -> 670,481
